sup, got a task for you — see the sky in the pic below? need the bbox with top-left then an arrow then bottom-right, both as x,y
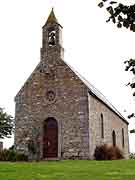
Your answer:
0,0 -> 135,152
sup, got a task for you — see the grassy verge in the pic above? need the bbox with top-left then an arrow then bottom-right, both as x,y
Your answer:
0,160 -> 135,180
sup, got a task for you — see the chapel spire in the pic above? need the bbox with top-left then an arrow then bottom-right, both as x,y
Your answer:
44,8 -> 60,26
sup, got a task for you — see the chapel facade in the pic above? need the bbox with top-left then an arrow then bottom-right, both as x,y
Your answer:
14,9 -> 129,160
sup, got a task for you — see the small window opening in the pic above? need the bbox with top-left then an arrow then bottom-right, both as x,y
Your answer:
112,130 -> 116,146
101,113 -> 104,138
122,128 -> 125,148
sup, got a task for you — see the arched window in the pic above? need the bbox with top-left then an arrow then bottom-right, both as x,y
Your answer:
112,130 -> 116,146
101,113 -> 104,138
122,128 -> 124,148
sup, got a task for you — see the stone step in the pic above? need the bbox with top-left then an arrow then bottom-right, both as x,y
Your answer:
43,158 -> 60,161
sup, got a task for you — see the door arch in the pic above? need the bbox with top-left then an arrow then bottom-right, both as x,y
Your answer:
112,130 -> 116,147
43,118 -> 58,158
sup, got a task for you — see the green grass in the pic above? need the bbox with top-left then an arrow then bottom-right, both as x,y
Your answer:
0,160 -> 135,180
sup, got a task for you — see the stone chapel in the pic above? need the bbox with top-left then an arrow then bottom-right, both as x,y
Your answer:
14,9 -> 129,160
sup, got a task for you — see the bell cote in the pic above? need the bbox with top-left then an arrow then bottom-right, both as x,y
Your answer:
41,9 -> 63,59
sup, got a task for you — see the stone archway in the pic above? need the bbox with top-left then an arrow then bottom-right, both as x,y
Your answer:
43,118 -> 58,158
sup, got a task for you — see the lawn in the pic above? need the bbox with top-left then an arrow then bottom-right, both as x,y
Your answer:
0,160 -> 135,180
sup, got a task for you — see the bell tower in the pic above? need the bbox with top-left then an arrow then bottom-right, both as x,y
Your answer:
41,9 -> 63,61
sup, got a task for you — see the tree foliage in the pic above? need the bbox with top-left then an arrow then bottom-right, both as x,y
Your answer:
98,0 -> 135,32
124,58 -> 135,133
130,129 -> 135,134
124,59 -> 135,122
0,108 -> 14,139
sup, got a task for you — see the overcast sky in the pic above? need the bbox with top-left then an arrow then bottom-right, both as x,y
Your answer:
0,0 -> 135,152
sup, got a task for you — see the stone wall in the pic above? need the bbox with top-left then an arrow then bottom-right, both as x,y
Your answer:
15,56 -> 90,160
15,53 -> 129,160
88,93 -> 129,159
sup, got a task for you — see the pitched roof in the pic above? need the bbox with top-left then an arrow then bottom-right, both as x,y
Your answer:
45,8 -> 58,26
64,61 -> 128,125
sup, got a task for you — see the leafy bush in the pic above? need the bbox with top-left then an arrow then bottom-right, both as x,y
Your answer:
16,153 -> 28,161
8,150 -> 16,161
0,149 -> 9,161
9,145 -> 15,150
129,153 -> 135,159
0,149 -> 28,161
94,144 -> 108,160
94,144 -> 124,160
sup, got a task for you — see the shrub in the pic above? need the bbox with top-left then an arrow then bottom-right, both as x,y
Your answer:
94,144 -> 108,160
129,153 -> 135,159
9,145 -> 15,150
7,150 -> 16,161
94,144 -> 124,160
0,149 -> 9,161
15,153 -> 28,161
0,149 -> 28,161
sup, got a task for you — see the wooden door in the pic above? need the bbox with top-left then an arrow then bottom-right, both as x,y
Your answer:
43,118 -> 58,158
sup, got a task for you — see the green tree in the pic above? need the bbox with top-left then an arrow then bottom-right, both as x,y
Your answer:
98,0 -> 135,32
0,108 -> 14,139
124,59 -> 135,133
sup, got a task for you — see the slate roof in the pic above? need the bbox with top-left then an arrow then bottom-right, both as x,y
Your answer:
65,61 -> 128,125
46,8 -> 58,24
43,8 -> 62,28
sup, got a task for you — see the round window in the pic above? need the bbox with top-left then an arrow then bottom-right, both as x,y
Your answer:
46,90 -> 56,101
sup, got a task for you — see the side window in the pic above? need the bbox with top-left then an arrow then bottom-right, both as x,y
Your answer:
112,130 -> 116,146
101,113 -> 104,138
122,128 -> 125,148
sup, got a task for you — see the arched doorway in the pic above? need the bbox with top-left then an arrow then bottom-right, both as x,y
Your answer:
112,130 -> 116,147
43,118 -> 58,158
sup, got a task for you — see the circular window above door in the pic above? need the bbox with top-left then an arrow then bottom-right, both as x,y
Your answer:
46,90 -> 56,102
